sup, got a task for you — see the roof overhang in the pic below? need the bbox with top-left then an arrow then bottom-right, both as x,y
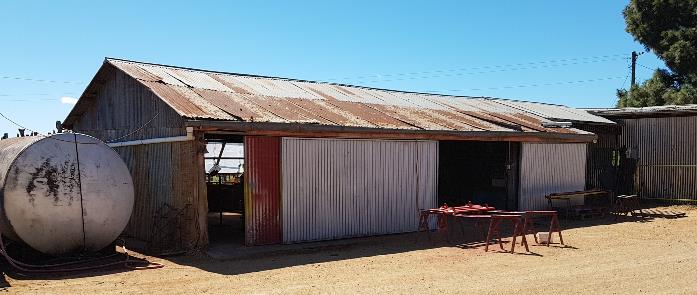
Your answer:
186,120 -> 597,143
586,105 -> 697,119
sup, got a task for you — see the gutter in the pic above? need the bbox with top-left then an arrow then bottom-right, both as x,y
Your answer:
107,127 -> 194,148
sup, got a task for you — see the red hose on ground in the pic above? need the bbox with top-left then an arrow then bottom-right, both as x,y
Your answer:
0,235 -> 163,274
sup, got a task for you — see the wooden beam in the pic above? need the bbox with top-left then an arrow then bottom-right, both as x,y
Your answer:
186,120 -> 597,143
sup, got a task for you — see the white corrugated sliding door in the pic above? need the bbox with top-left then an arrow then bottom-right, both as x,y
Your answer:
281,138 -> 438,243
519,143 -> 587,211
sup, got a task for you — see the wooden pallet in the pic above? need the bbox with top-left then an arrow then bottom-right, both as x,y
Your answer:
632,209 -> 686,219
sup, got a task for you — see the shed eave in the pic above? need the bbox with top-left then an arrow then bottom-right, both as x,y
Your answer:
594,111 -> 697,119
185,120 -> 597,143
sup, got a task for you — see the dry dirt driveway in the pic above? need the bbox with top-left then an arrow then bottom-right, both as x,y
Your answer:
4,206 -> 697,294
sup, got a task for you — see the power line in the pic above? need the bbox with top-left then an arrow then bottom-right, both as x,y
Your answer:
620,61 -> 632,89
2,99 -> 65,102
0,92 -> 80,103
328,53 -> 629,82
1,97 -> 77,102
0,75 -> 83,84
350,56 -> 628,84
0,93 -> 58,97
0,93 -> 78,96
0,111 -> 160,144
335,53 -> 628,80
636,63 -> 655,71
620,73 -> 631,89
434,76 -> 625,92
102,112 -> 160,143
0,112 -> 48,136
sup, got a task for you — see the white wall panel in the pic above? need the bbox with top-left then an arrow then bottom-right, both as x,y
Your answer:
519,143 -> 587,210
282,138 -> 438,243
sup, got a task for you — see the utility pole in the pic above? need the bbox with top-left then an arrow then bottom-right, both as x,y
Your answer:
631,51 -> 638,87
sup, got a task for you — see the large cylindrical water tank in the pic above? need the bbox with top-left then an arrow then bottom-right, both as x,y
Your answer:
0,133 -> 134,255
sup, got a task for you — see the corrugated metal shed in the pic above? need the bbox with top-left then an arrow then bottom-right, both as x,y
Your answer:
63,58 -> 609,141
519,143 -> 587,210
62,68 -> 208,252
588,106 -> 697,201
618,116 -> 697,201
281,138 -> 438,243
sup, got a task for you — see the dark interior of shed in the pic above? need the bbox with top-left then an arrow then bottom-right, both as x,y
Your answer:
205,134 -> 245,246
438,141 -> 519,210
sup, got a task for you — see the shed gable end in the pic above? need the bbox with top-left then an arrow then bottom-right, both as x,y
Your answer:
69,64 -> 186,141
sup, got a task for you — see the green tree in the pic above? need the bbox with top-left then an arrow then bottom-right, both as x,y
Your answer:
618,0 -> 697,107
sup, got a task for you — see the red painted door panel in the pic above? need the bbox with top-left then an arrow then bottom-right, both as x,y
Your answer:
244,136 -> 281,245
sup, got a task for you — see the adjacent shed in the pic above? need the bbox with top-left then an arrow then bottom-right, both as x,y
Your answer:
62,58 -> 610,251
589,105 -> 697,203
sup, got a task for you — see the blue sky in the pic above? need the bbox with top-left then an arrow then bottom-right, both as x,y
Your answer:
0,1 -> 664,134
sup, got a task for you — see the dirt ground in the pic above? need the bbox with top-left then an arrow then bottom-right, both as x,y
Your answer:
3,206 -> 697,295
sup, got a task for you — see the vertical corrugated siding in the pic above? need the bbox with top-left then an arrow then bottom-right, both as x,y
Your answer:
70,66 -> 206,251
245,136 -> 282,245
519,143 -> 587,210
577,123 -> 620,191
73,68 -> 185,142
281,138 -> 438,243
618,116 -> 697,200
114,140 -> 202,250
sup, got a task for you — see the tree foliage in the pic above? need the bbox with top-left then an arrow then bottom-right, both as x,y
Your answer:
618,0 -> 697,107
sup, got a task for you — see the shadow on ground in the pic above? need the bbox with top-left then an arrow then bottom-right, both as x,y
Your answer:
0,241 -> 151,282
1,204 -> 689,282
168,205 -> 688,276
0,271 -> 9,288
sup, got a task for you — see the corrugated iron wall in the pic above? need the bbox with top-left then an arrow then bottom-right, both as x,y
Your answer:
576,123 -> 621,191
618,116 -> 697,201
245,136 -> 282,245
519,143 -> 587,210
70,66 -> 208,251
281,138 -> 438,243
72,65 -> 186,142
113,139 -> 207,252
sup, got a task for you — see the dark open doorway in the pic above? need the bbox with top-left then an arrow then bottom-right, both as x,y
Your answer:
205,134 -> 245,246
438,141 -> 520,210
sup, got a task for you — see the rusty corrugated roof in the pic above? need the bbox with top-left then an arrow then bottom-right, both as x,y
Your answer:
70,58 -> 609,136
496,100 -> 615,124
586,104 -> 697,118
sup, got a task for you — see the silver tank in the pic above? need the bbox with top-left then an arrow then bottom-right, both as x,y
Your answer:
0,133 -> 134,255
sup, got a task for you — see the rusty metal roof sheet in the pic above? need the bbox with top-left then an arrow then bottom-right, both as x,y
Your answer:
138,64 -> 188,87
168,69 -> 231,92
496,100 -> 615,124
193,89 -> 283,122
102,58 -> 608,136
585,104 -> 697,118
112,61 -> 161,82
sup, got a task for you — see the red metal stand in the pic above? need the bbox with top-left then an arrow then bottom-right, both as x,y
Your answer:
484,214 -> 529,253
524,210 -> 564,246
417,209 -> 449,242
